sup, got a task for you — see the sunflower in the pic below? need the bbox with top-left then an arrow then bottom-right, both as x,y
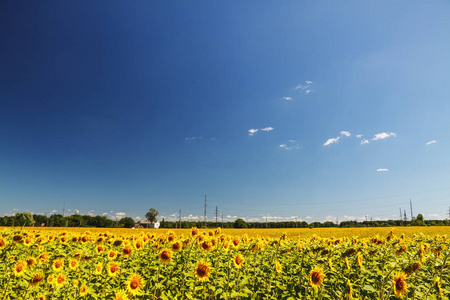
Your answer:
55,274 -> 67,288
275,261 -> 282,273
69,259 -> 79,271
94,263 -> 103,275
13,261 -> 27,277
404,262 -> 420,275
52,260 -> 64,272
38,252 -> 49,264
122,245 -> 133,257
30,272 -> 44,286
26,257 -> 37,269
107,262 -> 121,277
113,290 -> 129,300
392,273 -> 408,298
436,277 -> 443,297
194,261 -> 211,282
233,254 -> 244,269
37,295 -> 46,300
158,249 -> 172,263
309,267 -> 325,289
126,273 -> 144,296
347,279 -> 353,300
108,250 -> 118,260
0,237 -> 8,248
357,253 -> 363,268
79,285 -> 89,297
171,241 -> 182,252
200,240 -> 212,252
232,237 -> 240,248
23,237 -> 33,246
191,227 -> 199,236
47,275 -> 55,285
134,239 -> 144,251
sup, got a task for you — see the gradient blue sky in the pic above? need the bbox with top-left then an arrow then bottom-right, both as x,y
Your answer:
1,1 -> 450,223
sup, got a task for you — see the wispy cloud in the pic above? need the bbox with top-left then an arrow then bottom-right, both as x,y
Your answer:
279,140 -> 300,151
323,131 -> 351,146
426,140 -> 437,145
372,132 -> 396,141
356,134 -> 363,138
294,80 -> 315,94
248,127 -> 274,136
377,168 -> 389,172
283,97 -> 293,101
360,139 -> 369,145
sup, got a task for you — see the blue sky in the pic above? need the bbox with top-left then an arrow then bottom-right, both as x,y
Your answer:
1,1 -> 450,223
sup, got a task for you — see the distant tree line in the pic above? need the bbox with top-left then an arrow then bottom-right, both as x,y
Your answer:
0,212 -> 448,229
0,213 -> 136,228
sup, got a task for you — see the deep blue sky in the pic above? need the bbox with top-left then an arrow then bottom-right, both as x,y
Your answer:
1,1 -> 450,223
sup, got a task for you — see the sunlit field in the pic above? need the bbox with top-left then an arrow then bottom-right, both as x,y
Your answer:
1,227 -> 448,299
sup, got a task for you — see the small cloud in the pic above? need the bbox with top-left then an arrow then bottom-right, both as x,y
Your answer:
340,131 -> 351,137
51,210 -> 57,213
280,140 -> 300,151
102,212 -> 108,216
305,80 -> 313,85
305,89 -> 312,94
115,212 -> 126,219
356,134 -> 363,138
249,127 -> 274,136
324,137 -> 340,146
185,136 -> 204,141
377,168 -> 389,172
75,209 -> 79,214
426,140 -> 437,145
372,132 -> 396,141
283,97 -> 293,101
248,129 -> 258,136
323,131 -> 351,146
360,139 -> 369,145
135,216 -> 141,220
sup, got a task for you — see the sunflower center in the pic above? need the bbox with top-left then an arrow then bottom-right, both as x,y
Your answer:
311,272 -> 321,284
130,280 -> 139,289
396,280 -> 404,290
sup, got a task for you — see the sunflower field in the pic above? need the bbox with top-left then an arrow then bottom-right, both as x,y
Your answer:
0,227 -> 449,300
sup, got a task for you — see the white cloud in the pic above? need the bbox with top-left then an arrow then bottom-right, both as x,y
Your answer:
135,216 -> 141,220
248,129 -> 258,136
356,134 -> 363,138
324,137 -> 340,146
295,81 -> 314,94
372,132 -> 396,141
377,168 -> 389,172
115,212 -> 126,219
280,140 -> 300,151
185,136 -> 204,141
51,210 -> 57,213
305,80 -> 313,85
283,97 -> 293,101
360,139 -> 369,145
323,131 -> 351,146
306,90 -> 312,94
249,127 -> 274,136
102,212 -> 108,216
75,209 -> 79,214
426,140 -> 437,145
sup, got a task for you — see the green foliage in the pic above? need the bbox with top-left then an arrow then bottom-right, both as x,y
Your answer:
14,212 -> 35,226
118,216 -> 135,228
145,208 -> 159,223
234,218 -> 247,228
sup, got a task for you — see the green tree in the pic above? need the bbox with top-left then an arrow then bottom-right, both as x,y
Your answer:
415,213 -> 424,226
233,218 -> 247,228
119,217 -> 135,228
15,212 -> 35,226
145,208 -> 159,224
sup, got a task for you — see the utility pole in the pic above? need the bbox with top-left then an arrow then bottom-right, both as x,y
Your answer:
399,208 -> 402,221
215,206 -> 218,226
403,210 -> 407,222
336,218 -> 339,227
365,215 -> 368,222
204,195 -> 207,229
410,199 -> 414,221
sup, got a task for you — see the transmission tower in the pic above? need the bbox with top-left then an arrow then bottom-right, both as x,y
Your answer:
410,199 -> 414,221
403,210 -> 407,222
